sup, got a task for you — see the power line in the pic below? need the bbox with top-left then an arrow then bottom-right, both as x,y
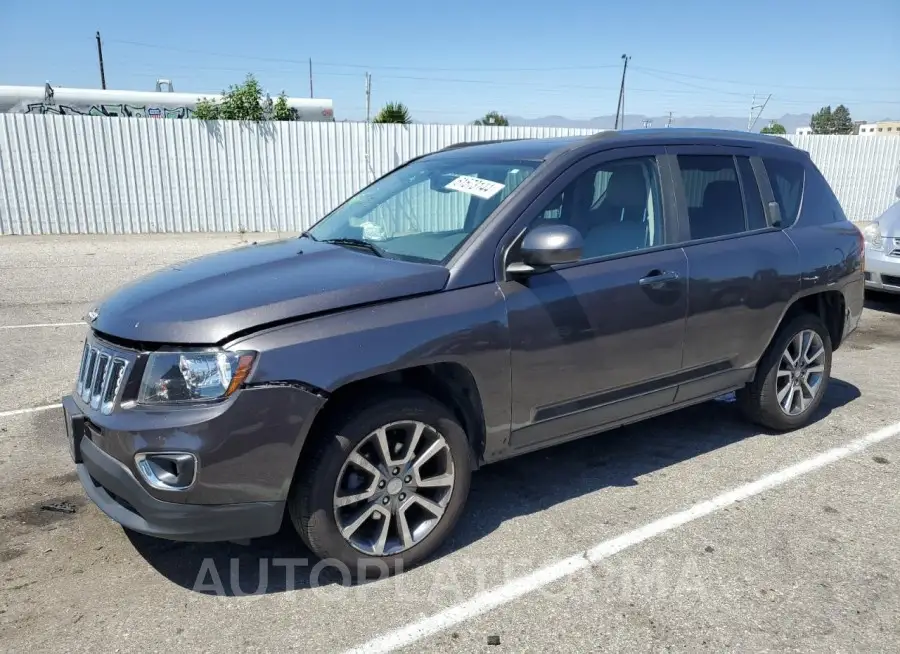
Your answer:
631,68 -> 900,105
108,38 -> 899,98
105,38 -> 622,73
630,64 -> 899,93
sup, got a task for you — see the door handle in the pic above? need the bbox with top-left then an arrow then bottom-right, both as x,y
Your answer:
639,270 -> 680,287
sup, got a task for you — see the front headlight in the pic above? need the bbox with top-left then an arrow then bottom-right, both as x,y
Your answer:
862,222 -> 884,250
138,350 -> 256,404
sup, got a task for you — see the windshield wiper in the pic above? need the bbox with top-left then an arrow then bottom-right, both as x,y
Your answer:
299,231 -> 318,241
320,237 -> 385,257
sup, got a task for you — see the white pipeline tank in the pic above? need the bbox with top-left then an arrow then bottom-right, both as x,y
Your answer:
0,85 -> 335,121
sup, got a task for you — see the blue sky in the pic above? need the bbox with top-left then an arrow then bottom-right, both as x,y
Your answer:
2,0 -> 898,123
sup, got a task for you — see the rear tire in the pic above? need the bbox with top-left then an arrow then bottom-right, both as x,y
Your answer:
737,312 -> 832,431
288,389 -> 473,578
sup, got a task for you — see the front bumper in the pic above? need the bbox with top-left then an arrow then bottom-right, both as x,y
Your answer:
62,381 -> 326,542
77,431 -> 284,541
864,249 -> 900,294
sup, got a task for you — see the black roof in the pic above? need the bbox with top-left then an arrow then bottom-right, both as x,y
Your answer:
434,128 -> 794,161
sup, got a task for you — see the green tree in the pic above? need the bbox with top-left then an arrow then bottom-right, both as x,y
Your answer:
473,111 -> 509,126
761,122 -> 787,135
810,106 -> 834,134
273,93 -> 295,121
831,105 -> 853,134
373,101 -> 412,124
194,74 -> 293,121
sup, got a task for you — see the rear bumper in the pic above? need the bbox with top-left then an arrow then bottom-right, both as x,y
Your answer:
77,434 -> 284,542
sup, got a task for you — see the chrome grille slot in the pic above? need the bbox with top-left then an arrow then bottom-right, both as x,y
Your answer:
102,359 -> 127,414
80,349 -> 98,403
90,353 -> 110,410
75,339 -> 131,415
75,342 -> 90,396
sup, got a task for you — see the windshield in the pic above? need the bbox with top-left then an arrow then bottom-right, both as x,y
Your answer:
306,154 -> 539,264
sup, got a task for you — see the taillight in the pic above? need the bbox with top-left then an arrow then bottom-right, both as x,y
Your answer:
856,224 -> 866,272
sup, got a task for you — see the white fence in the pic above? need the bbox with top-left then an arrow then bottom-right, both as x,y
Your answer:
1,114 -> 899,235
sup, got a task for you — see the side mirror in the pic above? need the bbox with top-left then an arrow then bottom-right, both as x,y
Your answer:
507,224 -> 583,274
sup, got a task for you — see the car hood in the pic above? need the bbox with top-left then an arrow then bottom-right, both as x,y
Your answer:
875,200 -> 900,234
90,238 -> 449,344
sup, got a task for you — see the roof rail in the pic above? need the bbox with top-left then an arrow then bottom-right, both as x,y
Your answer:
586,127 -> 794,147
439,138 -> 526,152
586,130 -> 620,140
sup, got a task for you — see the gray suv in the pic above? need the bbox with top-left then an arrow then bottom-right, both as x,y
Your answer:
62,129 -> 865,573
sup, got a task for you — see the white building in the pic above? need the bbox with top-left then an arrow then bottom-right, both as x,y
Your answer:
858,121 -> 900,135
795,126 -> 813,136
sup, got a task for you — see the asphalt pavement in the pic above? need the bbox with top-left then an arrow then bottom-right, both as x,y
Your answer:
1,234 -> 898,654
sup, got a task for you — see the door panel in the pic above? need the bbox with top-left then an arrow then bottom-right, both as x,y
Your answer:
667,146 -> 801,402
504,248 -> 689,449
499,148 -> 688,451
679,231 -> 800,374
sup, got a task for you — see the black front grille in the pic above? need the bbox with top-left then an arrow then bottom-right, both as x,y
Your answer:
882,274 -> 900,287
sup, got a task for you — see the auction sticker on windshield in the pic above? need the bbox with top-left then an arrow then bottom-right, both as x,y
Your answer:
445,175 -> 505,200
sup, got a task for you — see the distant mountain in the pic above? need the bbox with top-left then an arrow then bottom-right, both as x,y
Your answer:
502,113 -> 815,133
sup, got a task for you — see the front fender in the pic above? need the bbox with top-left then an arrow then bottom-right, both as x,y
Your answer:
228,284 -> 513,443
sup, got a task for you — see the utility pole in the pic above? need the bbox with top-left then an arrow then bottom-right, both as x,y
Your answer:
666,111 -> 673,128
614,54 -> 631,130
309,58 -> 314,98
748,92 -> 771,131
95,31 -> 107,90
365,72 -> 372,123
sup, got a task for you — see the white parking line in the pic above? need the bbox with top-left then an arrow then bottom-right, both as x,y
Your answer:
0,403 -> 63,419
0,322 -> 84,330
344,420 -> 900,654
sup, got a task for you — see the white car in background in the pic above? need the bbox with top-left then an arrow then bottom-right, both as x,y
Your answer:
862,186 -> 900,295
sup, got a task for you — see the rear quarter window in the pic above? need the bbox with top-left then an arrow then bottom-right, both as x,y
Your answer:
763,157 -> 805,226
781,159 -> 849,227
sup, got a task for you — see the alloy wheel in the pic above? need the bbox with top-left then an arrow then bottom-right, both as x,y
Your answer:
776,329 -> 826,416
333,420 -> 455,556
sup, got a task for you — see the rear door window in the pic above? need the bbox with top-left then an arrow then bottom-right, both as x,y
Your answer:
676,155 -> 748,239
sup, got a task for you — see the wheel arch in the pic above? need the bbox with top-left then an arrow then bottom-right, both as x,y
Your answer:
754,289 -> 846,382
297,362 -> 488,473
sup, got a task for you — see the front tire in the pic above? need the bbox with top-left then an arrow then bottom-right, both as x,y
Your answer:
288,390 -> 473,576
737,312 -> 833,431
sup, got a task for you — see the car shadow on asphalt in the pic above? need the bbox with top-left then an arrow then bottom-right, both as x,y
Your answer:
864,292 -> 900,314
127,378 -> 861,596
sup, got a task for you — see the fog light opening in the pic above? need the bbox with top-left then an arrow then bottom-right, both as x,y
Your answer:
135,452 -> 198,491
